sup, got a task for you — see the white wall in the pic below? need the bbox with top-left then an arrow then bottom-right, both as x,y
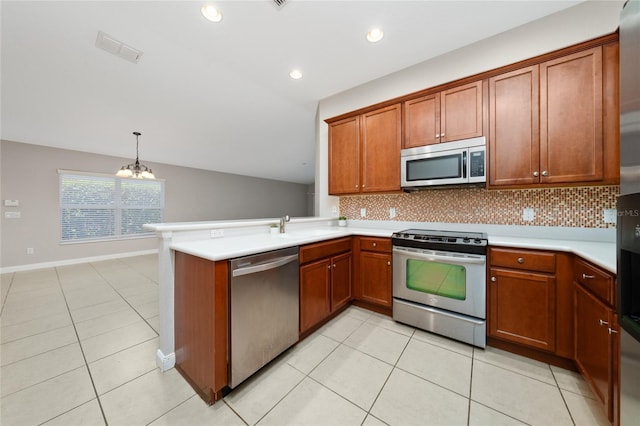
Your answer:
0,140 -> 310,269
315,0 -> 624,217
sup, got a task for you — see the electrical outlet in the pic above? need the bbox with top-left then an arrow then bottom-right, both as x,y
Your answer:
4,199 -> 19,207
331,205 -> 338,214
26,248 -> 34,255
4,211 -> 20,219
603,208 -> 617,224
389,208 -> 397,218
522,208 -> 535,222
210,229 -> 224,238
360,208 -> 366,218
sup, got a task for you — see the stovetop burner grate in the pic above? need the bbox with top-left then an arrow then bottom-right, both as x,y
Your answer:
392,229 -> 488,255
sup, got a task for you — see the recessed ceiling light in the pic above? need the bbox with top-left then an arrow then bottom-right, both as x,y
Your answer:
289,69 -> 303,80
367,28 -> 384,43
201,5 -> 222,22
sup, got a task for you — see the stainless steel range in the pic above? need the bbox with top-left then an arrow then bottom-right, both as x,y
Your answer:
392,229 -> 487,348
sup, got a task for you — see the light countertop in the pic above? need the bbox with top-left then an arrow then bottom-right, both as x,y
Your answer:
169,224 -> 616,274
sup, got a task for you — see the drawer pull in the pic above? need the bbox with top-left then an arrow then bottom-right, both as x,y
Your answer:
372,243 -> 377,247
517,257 -> 524,264
582,273 -> 595,279
599,319 -> 609,326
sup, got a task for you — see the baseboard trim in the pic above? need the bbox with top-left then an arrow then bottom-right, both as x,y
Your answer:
0,249 -> 158,274
156,348 -> 176,371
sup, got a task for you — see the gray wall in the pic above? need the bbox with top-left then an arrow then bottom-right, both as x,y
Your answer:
1,140 -> 310,268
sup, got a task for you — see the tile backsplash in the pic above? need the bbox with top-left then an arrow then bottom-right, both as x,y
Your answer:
339,185 -> 619,228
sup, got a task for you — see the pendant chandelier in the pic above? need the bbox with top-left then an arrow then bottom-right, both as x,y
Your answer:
116,131 -> 155,179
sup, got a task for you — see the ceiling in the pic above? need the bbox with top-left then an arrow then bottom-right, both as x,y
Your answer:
1,0 -> 586,184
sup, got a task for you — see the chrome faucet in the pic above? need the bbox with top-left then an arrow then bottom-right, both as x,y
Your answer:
279,215 -> 290,233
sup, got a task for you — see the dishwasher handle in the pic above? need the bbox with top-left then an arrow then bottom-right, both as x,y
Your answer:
231,253 -> 299,277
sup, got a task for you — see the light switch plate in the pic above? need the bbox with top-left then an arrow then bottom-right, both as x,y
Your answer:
5,211 -> 21,219
4,200 -> 19,207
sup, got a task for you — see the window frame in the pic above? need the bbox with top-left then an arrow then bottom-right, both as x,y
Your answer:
58,169 -> 165,244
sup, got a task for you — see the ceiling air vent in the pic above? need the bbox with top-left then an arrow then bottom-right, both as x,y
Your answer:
272,0 -> 288,10
95,31 -> 143,64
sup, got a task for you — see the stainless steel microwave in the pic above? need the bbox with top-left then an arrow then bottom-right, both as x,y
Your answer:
400,136 -> 486,189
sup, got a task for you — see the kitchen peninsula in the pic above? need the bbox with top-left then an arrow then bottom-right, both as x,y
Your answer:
145,217 -> 615,405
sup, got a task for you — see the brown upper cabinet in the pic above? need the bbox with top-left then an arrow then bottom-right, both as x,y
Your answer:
403,80 -> 485,149
489,43 -> 619,188
328,104 -> 401,195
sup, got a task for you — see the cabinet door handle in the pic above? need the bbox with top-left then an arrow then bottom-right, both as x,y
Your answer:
517,257 -> 524,264
327,265 -> 332,270
441,133 -> 445,138
333,264 -> 336,268
435,133 -> 440,138
491,276 -> 497,282
355,185 -> 359,188
599,319 -> 609,326
541,170 -> 549,176
387,261 -> 391,266
609,328 -> 619,335
533,171 -> 539,177
582,273 -> 595,279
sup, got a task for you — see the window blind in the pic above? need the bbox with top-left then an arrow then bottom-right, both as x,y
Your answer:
59,172 -> 164,242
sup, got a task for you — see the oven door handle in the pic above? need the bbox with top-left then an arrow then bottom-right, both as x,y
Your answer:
393,247 -> 486,265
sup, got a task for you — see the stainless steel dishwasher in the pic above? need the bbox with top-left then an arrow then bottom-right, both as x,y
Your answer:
229,246 -> 299,388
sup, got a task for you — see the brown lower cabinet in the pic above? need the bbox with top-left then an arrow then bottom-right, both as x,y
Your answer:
174,251 -> 228,405
299,237 -> 352,335
489,246 -> 619,424
488,247 -> 574,357
353,237 -> 393,315
574,258 -> 618,423
173,238 -> 619,423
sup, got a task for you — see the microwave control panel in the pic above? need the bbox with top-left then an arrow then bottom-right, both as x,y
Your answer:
469,151 -> 485,178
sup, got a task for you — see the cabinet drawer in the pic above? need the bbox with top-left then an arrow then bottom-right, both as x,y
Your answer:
490,247 -> 556,273
574,258 -> 614,306
300,237 -> 352,264
359,237 -> 392,253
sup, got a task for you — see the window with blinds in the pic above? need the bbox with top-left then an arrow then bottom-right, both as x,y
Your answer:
59,171 -> 164,242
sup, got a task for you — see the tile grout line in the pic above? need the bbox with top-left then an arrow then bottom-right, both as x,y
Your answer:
361,327 -> 416,425
89,261 -> 160,337
247,317 -> 364,425
0,272 -> 16,317
549,363 -> 579,426
52,266 -> 109,426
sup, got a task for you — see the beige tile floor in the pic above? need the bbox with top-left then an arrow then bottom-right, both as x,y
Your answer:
1,254 -> 611,426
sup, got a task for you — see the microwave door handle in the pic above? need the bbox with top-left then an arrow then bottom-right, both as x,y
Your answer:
462,151 -> 467,179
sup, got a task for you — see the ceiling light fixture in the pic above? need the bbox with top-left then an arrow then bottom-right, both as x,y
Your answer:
289,69 -> 303,79
116,132 -> 155,179
366,28 -> 384,43
201,4 -> 222,22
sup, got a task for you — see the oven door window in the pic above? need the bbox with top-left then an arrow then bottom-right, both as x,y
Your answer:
406,259 -> 466,300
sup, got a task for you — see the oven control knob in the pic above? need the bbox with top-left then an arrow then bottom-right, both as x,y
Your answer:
463,238 -> 471,243
474,238 -> 482,244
